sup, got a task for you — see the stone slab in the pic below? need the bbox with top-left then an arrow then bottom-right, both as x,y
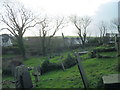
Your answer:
102,74 -> 120,84
78,51 -> 88,55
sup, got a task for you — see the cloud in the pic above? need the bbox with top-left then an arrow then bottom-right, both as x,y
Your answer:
18,0 -> 114,16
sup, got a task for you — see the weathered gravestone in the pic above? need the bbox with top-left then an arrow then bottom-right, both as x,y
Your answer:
32,66 -> 41,83
10,60 -> 23,76
74,52 -> 89,88
102,74 -> 120,89
78,51 -> 88,56
115,34 -> 120,57
37,65 -> 41,75
14,65 -> 33,88
60,56 -> 65,71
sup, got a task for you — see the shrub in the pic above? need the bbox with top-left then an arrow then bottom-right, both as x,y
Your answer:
2,46 -> 21,55
41,59 -> 61,74
63,53 -> 77,68
41,53 -> 77,74
2,60 -> 23,76
2,67 -> 12,76
89,51 -> 96,58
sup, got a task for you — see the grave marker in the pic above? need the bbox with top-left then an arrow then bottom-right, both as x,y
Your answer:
102,74 -> 120,88
60,56 -> 65,71
74,52 -> 89,88
15,65 -> 33,88
37,65 -> 41,75
32,66 -> 41,83
115,34 -> 120,57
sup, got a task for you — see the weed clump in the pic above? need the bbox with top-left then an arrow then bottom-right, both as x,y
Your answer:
63,53 -> 77,68
41,59 -> 61,74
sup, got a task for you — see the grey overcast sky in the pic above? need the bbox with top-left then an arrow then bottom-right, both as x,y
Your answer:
0,0 -> 119,37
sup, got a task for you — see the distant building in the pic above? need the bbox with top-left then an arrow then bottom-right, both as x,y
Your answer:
0,34 -> 13,47
64,37 -> 82,46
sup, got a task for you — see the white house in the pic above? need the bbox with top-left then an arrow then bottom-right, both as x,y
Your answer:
0,34 -> 13,47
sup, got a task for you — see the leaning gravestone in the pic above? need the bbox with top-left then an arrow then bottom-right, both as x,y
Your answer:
14,65 -> 33,88
37,65 -> 41,75
74,52 -> 89,88
115,34 -> 120,57
60,56 -> 65,71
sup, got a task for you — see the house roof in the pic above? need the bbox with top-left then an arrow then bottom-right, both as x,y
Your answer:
1,34 -> 10,43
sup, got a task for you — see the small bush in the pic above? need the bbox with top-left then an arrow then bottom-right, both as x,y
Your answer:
2,60 -> 23,76
89,51 -> 96,58
63,53 -> 77,68
41,59 -> 61,74
2,67 -> 12,76
41,53 -> 77,74
2,46 -> 21,55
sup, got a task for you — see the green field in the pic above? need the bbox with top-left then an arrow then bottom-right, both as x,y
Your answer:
2,45 -> 120,88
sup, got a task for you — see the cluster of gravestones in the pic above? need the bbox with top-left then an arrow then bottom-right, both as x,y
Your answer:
11,47 -> 120,89
13,64 -> 41,89
11,53 -> 88,89
90,51 -> 114,58
90,34 -> 120,58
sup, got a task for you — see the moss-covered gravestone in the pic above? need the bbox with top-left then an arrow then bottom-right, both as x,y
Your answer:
115,34 -> 120,57
14,65 -> 33,88
32,66 -> 41,83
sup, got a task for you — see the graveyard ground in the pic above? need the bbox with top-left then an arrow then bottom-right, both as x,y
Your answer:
2,45 -> 120,88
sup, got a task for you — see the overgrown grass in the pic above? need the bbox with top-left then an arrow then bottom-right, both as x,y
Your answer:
2,45 -> 120,88
2,54 -> 17,58
24,57 -> 46,67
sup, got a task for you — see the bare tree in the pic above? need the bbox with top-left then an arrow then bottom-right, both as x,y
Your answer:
36,16 -> 65,56
0,3 -> 37,59
48,17 -> 65,53
36,17 -> 50,56
97,21 -> 108,44
111,18 -> 120,34
70,16 -> 91,45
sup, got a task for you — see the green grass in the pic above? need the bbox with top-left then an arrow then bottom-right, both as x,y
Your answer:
49,56 -> 61,63
37,54 -> 119,88
24,51 -> 74,67
2,54 -> 17,58
2,45 -> 120,88
24,56 -> 47,67
94,45 -> 110,49
98,51 -> 116,57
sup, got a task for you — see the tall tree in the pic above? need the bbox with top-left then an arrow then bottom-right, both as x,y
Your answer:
98,21 -> 108,44
37,17 -> 50,56
36,16 -> 65,56
0,3 -> 37,59
70,16 -> 91,45
48,17 -> 65,53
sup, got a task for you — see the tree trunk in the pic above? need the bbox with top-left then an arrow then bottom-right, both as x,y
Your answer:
17,36 -> 26,59
79,34 -> 85,46
42,36 -> 46,56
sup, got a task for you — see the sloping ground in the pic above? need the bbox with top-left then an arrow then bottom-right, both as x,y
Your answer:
34,53 -> 119,88
2,46 -> 120,88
